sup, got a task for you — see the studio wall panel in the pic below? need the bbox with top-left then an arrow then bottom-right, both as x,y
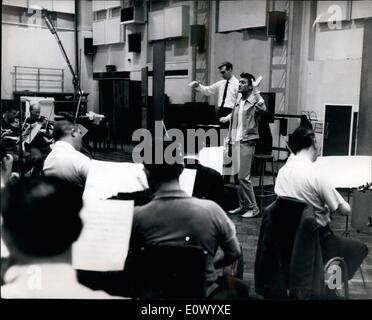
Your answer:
92,20 -> 105,45
218,0 -> 266,32
2,0 -> 28,8
148,10 -> 165,41
164,6 -> 189,39
351,0 -> 372,19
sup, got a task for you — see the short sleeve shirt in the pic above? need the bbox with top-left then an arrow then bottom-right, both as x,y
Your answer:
274,154 -> 347,227
130,189 -> 237,294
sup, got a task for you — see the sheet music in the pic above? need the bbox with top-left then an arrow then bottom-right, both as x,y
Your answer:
314,156 -> 372,188
179,168 -> 197,196
77,124 -> 88,138
199,146 -> 224,175
72,200 -> 134,272
83,160 -> 149,201
39,99 -> 55,120
85,160 -> 199,200
23,123 -> 42,144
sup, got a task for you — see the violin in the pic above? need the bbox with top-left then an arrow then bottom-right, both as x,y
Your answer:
11,118 -> 20,128
26,116 -> 54,136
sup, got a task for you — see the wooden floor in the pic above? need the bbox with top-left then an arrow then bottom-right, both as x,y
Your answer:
92,148 -> 372,300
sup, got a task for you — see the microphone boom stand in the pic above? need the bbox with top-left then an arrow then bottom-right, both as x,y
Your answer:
41,10 -> 94,159
41,10 -> 83,121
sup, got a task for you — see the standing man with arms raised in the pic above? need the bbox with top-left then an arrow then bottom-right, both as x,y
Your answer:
224,73 -> 266,218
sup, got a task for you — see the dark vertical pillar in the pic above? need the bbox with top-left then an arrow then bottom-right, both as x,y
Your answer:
152,40 -> 166,136
141,67 -> 148,129
357,18 -> 372,156
352,18 -> 372,233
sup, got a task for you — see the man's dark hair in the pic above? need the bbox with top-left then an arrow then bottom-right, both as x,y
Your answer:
143,138 -> 184,183
240,72 -> 256,87
2,176 -> 83,257
289,126 -> 316,154
218,61 -> 233,71
53,120 -> 75,141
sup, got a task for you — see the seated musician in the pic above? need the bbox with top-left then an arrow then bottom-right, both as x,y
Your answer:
43,119 -> 91,189
1,176 -> 120,299
22,103 -> 53,175
26,103 -> 53,153
129,139 -> 249,299
1,105 -> 43,175
1,104 -> 21,149
274,126 -> 369,293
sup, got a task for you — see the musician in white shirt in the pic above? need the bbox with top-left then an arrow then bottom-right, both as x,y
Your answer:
43,120 -> 90,188
275,126 -> 368,286
192,62 -> 239,123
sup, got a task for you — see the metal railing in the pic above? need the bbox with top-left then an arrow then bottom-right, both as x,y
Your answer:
13,66 -> 64,92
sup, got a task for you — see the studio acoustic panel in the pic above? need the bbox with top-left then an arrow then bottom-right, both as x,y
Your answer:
267,11 -> 286,41
190,24 -> 205,52
121,7 -> 134,21
148,6 -> 189,41
128,33 -> 141,53
120,6 -> 144,24
84,38 -> 96,55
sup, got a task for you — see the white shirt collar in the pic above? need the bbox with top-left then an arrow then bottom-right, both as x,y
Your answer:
238,92 -> 255,105
229,75 -> 238,83
290,153 -> 314,164
54,140 -> 76,151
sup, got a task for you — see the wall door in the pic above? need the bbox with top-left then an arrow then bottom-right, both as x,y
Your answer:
322,105 -> 352,156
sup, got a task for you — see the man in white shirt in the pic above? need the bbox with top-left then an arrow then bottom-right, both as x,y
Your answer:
223,73 -> 267,218
275,126 -> 368,284
43,120 -> 91,188
1,176 -> 121,299
192,61 -> 239,124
